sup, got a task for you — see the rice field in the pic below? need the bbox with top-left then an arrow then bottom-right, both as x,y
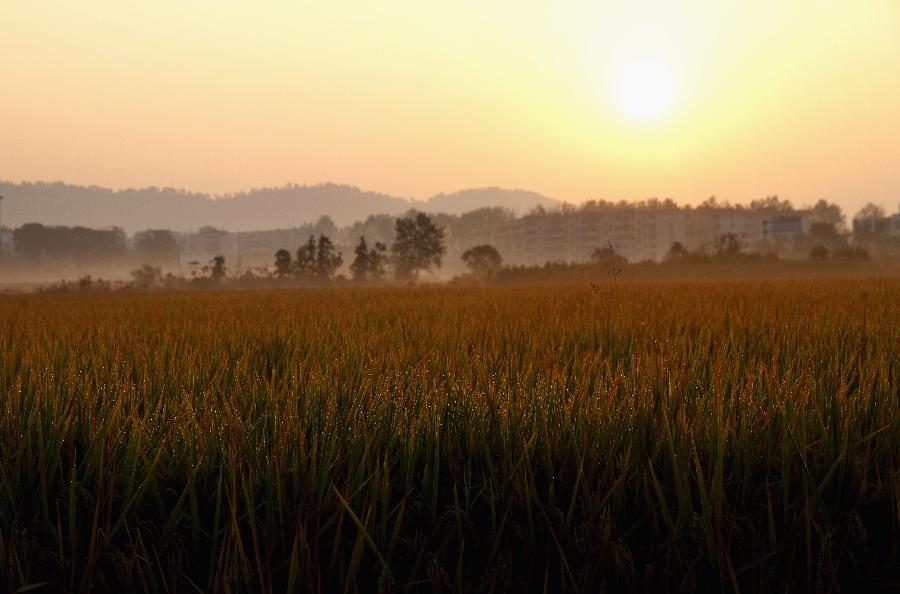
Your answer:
1,279 -> 898,593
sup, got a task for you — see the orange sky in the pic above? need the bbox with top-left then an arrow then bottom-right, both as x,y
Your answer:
1,1 -> 899,216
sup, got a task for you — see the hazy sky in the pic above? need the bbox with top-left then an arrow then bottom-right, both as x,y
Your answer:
2,1 -> 899,215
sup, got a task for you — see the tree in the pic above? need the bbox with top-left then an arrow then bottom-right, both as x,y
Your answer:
750,195 -> 793,211
293,235 -> 342,282
346,214 -> 395,250
314,234 -> 343,281
666,241 -> 689,261
391,213 -> 446,281
12,223 -> 127,262
350,237 -> 371,282
809,199 -> 845,230
274,249 -> 293,277
855,202 -> 886,221
351,236 -> 389,282
207,255 -> 227,282
461,244 -> 503,277
130,264 -> 162,290
66,226 -> 127,261
11,223 -> 49,261
713,233 -> 742,258
313,215 -> 338,238
295,236 -> 317,279
807,222 -> 843,245
853,203 -> 888,238
700,195 -> 721,208
369,242 -> 388,281
134,229 -> 178,264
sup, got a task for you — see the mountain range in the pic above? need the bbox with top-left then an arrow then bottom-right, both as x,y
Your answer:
0,181 -> 562,233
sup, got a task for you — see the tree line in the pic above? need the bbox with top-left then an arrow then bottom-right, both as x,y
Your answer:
9,224 -> 178,264
186,210 -> 502,287
270,212 -> 452,283
8,197 -> 897,291
17,210 -> 509,292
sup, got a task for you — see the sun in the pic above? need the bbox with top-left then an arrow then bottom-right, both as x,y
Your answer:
613,57 -> 678,122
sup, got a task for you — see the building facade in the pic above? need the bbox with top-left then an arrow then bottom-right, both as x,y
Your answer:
490,205 -> 800,265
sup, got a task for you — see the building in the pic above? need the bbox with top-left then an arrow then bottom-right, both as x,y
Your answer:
0,228 -> 12,257
853,212 -> 895,237
491,204 -> 782,265
764,213 -> 811,240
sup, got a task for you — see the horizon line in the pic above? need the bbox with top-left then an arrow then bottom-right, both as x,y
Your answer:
1,177 -> 850,211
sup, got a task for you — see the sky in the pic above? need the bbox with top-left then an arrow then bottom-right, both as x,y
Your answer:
1,0 -> 899,216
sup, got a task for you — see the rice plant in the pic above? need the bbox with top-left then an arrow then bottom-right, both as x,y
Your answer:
0,279 -> 898,592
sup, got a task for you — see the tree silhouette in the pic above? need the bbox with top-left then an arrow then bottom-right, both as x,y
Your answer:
854,203 -> 887,238
350,236 -> 371,281
314,235 -> 343,281
291,234 -> 342,282
207,255 -> 227,282
12,223 -> 126,262
134,229 -> 178,265
351,236 -> 388,282
713,233 -> 742,258
808,222 -> 843,245
391,213 -> 446,282
750,195 -> 793,211
295,236 -> 317,279
369,242 -> 388,281
274,249 -> 293,277
666,241 -> 689,261
130,265 -> 162,290
10,223 -> 48,261
855,202 -> 886,221
461,244 -> 503,277
809,199 -> 845,230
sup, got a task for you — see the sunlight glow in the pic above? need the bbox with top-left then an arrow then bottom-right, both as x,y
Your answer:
613,57 -> 678,121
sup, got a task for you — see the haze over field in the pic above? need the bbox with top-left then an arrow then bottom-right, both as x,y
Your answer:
2,1 -> 899,218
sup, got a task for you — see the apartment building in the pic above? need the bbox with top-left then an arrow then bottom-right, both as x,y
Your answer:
491,206 -> 808,265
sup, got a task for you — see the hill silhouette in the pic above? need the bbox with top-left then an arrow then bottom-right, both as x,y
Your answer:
0,181 -> 560,233
424,188 -> 558,215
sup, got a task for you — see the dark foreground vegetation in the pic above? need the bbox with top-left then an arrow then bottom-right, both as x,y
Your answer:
1,280 -> 898,592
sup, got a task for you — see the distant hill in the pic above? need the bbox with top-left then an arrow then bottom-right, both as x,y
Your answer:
0,181 -> 562,233
422,188 -> 560,216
